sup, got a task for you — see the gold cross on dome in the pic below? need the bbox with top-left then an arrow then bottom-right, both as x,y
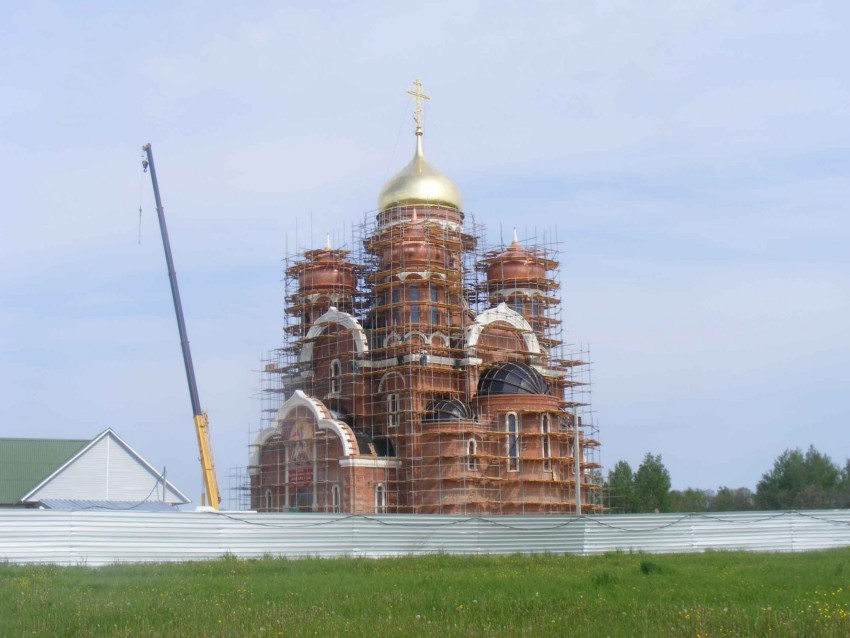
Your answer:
406,78 -> 431,131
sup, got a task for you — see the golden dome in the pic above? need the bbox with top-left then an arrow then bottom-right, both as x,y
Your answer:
377,131 -> 463,212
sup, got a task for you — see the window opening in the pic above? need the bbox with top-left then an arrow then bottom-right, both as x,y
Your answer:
375,483 -> 387,513
467,439 -> 478,471
507,412 -> 519,471
512,296 -> 523,315
387,393 -> 399,428
541,414 -> 551,472
330,358 -> 341,394
331,484 -> 341,513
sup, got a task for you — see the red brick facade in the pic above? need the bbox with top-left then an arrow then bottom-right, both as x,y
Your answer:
249,125 -> 601,514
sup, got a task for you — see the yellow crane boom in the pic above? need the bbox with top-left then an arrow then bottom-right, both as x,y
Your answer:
142,143 -> 220,510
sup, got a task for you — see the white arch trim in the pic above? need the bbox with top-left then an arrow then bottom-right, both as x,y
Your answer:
247,390 -> 356,474
382,331 -> 401,348
430,331 -> 450,347
398,270 -> 447,282
492,287 -> 550,300
299,307 -> 369,363
465,302 -> 541,354
248,425 -> 281,475
377,371 -> 407,393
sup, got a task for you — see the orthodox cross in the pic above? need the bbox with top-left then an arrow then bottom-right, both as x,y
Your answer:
406,78 -> 431,131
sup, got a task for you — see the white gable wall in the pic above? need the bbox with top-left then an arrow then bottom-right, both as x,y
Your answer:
25,432 -> 188,505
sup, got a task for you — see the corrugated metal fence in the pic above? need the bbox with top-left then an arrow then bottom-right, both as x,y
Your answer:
1,509 -> 849,566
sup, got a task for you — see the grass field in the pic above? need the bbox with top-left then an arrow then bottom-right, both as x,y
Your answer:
1,549 -> 849,637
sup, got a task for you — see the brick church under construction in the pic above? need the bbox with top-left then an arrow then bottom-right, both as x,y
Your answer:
248,81 -> 601,515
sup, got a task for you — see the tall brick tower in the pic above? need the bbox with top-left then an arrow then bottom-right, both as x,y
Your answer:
249,80 -> 601,515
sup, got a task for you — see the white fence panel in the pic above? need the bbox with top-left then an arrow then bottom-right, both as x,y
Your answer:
1,509 -> 849,566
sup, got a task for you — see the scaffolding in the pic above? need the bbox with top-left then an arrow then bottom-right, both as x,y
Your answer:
236,204 -> 602,514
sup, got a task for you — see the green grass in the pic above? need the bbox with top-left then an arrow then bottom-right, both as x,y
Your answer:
1,549 -> 849,637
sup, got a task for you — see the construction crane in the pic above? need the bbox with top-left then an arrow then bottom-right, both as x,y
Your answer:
142,143 -> 221,510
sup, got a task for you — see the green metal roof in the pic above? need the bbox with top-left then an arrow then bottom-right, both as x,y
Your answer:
0,437 -> 89,504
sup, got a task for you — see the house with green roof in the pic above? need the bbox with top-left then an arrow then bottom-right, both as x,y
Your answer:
0,429 -> 189,510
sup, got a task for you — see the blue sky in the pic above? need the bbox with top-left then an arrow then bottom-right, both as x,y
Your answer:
2,1 -> 848,505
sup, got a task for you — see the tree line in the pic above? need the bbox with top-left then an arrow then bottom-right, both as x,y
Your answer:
605,446 -> 850,513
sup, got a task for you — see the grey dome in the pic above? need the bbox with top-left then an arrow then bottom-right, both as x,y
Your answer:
422,398 -> 475,423
353,431 -> 373,455
477,361 -> 549,396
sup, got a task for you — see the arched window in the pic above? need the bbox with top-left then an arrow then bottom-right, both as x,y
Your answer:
541,414 -> 552,472
429,287 -> 440,325
387,393 -> 399,428
265,489 -> 273,511
506,412 -> 519,471
375,483 -> 387,513
512,296 -> 524,315
329,359 -> 341,394
331,484 -> 341,513
467,438 -> 478,471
